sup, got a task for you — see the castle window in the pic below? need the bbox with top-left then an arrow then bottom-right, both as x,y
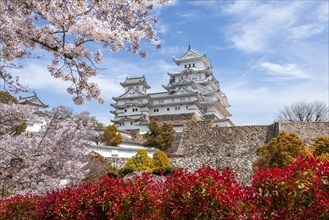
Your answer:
193,63 -> 195,67
130,122 -> 133,125
159,99 -> 164,104
186,106 -> 188,109
184,64 -> 187,68
124,109 -> 127,112
153,109 -> 159,112
189,64 -> 191,68
167,108 -> 170,111
175,106 -> 180,110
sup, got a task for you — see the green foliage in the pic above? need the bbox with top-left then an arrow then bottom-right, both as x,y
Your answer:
153,150 -> 171,168
111,132 -> 122,146
100,124 -> 122,146
118,167 -> 135,176
254,132 -> 307,169
123,149 -> 154,172
310,136 -> 329,156
0,91 -> 18,104
144,121 -> 175,151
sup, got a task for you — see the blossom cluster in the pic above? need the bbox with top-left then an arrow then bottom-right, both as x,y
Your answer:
0,0 -> 168,103
0,103 -> 97,196
1,156 -> 328,219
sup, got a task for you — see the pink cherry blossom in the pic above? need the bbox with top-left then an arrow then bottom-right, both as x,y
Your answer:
0,0 -> 168,103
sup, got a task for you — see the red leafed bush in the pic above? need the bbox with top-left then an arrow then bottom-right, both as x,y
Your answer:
0,157 -> 328,219
250,155 -> 329,219
161,166 -> 245,219
37,173 -> 163,219
0,194 -> 41,220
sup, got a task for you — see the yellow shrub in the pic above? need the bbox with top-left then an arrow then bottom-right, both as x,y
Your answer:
310,136 -> 329,157
123,149 -> 154,172
254,132 -> 307,169
153,150 -> 171,168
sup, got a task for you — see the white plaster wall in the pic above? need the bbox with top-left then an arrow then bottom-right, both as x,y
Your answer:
87,145 -> 158,158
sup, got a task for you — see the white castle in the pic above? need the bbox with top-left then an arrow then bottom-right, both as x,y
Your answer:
111,46 -> 233,133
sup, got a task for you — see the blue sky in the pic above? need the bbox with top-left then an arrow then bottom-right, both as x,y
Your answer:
8,0 -> 329,125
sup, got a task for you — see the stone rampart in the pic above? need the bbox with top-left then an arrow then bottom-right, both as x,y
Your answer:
172,121 -> 329,182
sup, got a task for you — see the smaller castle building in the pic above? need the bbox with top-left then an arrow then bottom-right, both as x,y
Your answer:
18,94 -> 50,132
111,47 -> 233,133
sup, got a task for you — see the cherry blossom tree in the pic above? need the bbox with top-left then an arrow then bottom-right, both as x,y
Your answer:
0,0 -> 168,104
0,104 -> 97,197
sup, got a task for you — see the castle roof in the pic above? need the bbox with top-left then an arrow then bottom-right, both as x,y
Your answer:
18,94 -> 48,108
120,76 -> 150,89
173,46 -> 210,67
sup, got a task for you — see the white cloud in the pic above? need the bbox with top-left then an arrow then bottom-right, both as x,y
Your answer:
289,23 -> 325,39
221,1 -> 327,53
155,22 -> 169,35
14,62 -> 70,92
176,11 -> 197,18
259,61 -> 306,79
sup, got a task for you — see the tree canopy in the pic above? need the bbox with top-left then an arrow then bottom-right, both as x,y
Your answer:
276,100 -> 329,122
0,104 -> 97,197
254,132 -> 308,169
0,0 -> 168,104
0,91 -> 18,104
100,124 -> 122,146
144,121 -> 175,151
310,136 -> 329,161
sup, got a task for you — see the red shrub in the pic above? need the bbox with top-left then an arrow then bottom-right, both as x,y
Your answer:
161,166 -> 245,219
0,194 -> 41,220
250,155 -> 329,219
0,158 -> 327,219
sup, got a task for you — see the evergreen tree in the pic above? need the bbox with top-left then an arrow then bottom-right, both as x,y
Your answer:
310,136 -> 329,161
254,132 -> 308,169
144,122 -> 175,151
0,91 -> 18,104
100,124 -> 122,146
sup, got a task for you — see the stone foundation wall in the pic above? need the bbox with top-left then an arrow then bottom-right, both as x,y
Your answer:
173,121 -> 329,182
278,122 -> 329,145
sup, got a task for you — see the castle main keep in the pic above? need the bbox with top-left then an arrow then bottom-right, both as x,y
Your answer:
111,47 -> 233,133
